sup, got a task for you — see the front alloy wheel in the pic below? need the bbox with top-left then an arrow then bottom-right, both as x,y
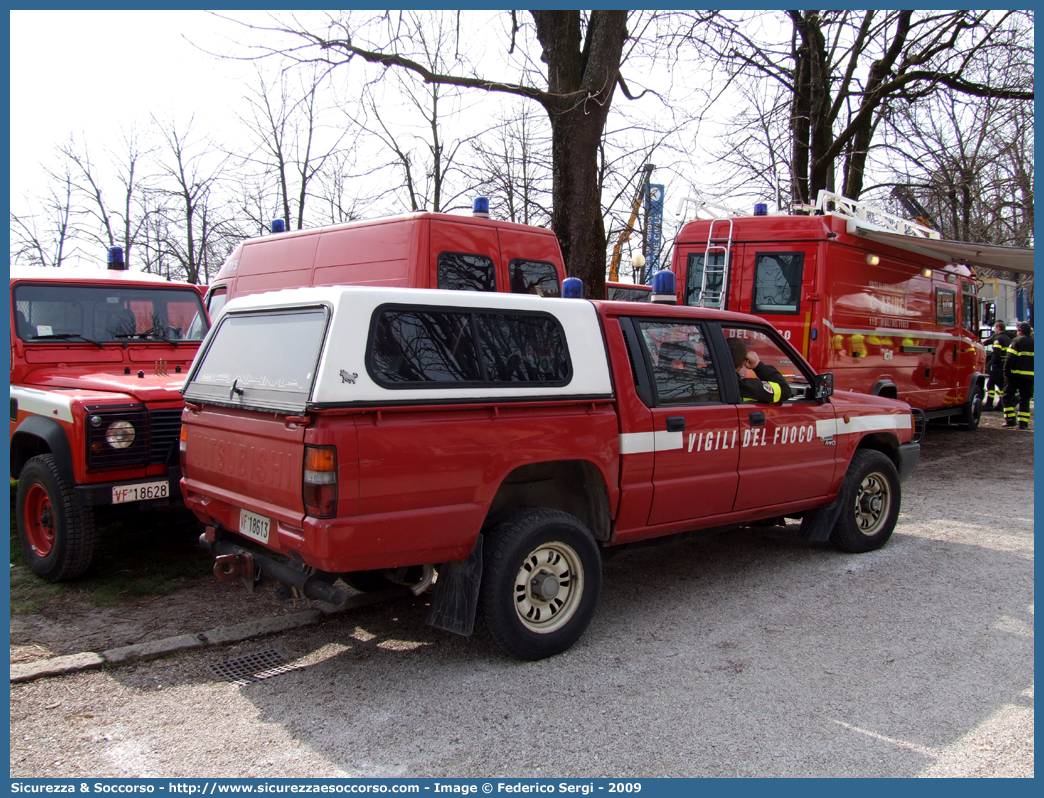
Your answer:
830,449 -> 901,553
854,471 -> 892,537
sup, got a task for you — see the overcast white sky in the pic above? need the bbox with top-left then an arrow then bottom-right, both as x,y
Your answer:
8,9 -> 763,277
10,10 -> 250,205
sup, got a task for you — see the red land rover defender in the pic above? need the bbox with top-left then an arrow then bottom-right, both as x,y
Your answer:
10,261 -> 210,581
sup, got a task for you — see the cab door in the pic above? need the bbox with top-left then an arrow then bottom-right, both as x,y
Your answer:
623,317 -> 740,528
718,322 -> 838,511
931,283 -> 960,407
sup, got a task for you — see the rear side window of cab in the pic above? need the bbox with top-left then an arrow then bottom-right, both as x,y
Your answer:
367,305 -> 572,388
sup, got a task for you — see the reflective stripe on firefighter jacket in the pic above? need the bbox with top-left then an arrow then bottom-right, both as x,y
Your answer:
739,363 -> 792,403
986,332 -> 1012,372
1005,335 -> 1034,379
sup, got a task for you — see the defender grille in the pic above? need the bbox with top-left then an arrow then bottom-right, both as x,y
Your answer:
148,408 -> 183,465
86,406 -> 149,470
84,405 -> 183,470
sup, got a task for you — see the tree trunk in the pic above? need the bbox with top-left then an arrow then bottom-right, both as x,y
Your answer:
533,11 -> 627,299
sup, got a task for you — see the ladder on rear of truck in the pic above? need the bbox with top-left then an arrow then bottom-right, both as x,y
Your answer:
699,219 -> 732,309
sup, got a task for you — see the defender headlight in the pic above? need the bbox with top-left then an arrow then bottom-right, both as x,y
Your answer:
106,420 -> 136,449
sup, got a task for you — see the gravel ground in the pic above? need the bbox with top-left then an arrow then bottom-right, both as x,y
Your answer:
9,413 -> 1034,778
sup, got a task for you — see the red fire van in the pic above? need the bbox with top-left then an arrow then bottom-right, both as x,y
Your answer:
204,202 -> 567,319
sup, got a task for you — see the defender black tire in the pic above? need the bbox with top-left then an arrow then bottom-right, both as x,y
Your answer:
962,384 -> 984,431
479,508 -> 601,660
829,450 -> 901,553
15,454 -> 97,581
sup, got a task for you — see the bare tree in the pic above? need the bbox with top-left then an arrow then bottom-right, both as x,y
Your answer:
152,116 -> 234,284
246,10 -> 642,297
874,89 -> 1034,302
10,165 -> 80,268
238,63 -> 350,230
702,10 -> 1034,205
58,128 -> 153,269
335,13 -> 489,216
469,102 -> 553,226
312,149 -> 367,225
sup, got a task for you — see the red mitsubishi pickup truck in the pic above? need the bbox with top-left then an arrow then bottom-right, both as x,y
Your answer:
179,284 -> 919,660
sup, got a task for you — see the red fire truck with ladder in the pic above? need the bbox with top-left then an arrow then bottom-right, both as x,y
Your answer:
669,191 -> 1034,438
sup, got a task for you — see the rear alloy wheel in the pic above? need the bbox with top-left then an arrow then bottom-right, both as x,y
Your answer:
16,454 -> 97,581
829,450 -> 901,553
480,508 -> 601,660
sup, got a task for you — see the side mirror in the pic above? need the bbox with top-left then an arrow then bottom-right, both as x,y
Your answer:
814,372 -> 834,401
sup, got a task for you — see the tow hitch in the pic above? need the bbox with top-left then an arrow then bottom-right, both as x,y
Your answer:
200,528 -> 347,606
214,552 -> 254,583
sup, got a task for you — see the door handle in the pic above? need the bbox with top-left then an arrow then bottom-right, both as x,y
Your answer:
666,416 -> 686,432
748,411 -> 766,426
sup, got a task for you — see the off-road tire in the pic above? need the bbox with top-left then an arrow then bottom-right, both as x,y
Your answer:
962,385 -> 984,431
15,454 -> 97,581
829,449 -> 901,554
479,508 -> 601,660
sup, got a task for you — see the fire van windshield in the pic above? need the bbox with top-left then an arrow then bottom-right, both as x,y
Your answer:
14,284 -> 209,344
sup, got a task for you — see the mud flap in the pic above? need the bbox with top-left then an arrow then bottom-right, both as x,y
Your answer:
426,534 -> 483,636
798,494 -> 844,542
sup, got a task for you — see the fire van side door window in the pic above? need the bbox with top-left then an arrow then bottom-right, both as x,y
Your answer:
722,323 -> 837,512
626,317 -> 740,526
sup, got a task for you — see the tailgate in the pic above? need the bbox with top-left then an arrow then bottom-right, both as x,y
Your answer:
183,406 -> 308,529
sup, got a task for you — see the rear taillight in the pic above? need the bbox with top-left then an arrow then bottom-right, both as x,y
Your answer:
179,425 -> 188,473
303,445 -> 338,518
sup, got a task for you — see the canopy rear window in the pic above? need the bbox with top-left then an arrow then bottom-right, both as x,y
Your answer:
184,307 -> 328,412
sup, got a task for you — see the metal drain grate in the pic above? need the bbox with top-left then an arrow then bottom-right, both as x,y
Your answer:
209,649 -> 299,685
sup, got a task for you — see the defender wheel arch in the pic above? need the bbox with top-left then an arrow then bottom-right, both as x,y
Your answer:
11,415 -> 75,484
870,380 -> 898,400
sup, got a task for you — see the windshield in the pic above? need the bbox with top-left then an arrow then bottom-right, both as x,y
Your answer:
184,307 -> 329,413
13,283 -> 210,344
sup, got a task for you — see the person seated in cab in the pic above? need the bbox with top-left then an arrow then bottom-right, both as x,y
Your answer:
728,338 -> 792,403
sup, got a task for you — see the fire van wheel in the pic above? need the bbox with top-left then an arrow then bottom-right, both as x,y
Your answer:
961,385 -> 984,431
479,509 -> 601,661
15,455 -> 97,582
829,450 -> 901,554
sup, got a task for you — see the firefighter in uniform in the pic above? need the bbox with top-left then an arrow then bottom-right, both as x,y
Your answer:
1002,321 -> 1033,429
983,321 -> 1012,410
727,338 -> 792,403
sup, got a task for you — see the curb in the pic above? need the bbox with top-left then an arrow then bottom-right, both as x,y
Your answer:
10,587 -> 407,684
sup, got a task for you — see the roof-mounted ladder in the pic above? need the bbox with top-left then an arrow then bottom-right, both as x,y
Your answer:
815,190 -> 941,240
699,218 -> 733,309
